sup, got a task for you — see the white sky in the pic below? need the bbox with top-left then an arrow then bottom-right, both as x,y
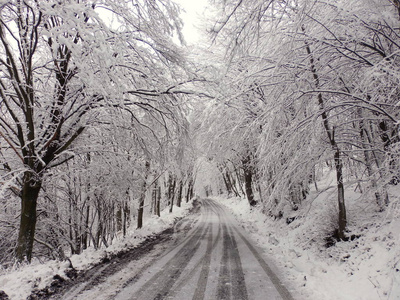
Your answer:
173,0 -> 209,44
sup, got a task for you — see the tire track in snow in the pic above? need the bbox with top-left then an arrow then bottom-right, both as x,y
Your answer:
233,226 -> 295,300
168,200 -> 222,299
112,198 -> 294,300
209,198 -> 293,300
124,219 -> 209,299
217,222 -> 248,300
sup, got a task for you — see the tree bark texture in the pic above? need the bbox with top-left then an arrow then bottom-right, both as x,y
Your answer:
334,148 -> 346,239
304,35 -> 347,239
177,180 -> 183,207
152,180 -> 158,215
242,155 -> 257,207
156,185 -> 161,217
137,161 -> 150,229
16,172 -> 42,262
168,174 -> 176,213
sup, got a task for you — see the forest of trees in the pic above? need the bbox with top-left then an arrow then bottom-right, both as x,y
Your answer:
0,0 -> 197,265
1,0 -> 399,266
194,0 -> 400,241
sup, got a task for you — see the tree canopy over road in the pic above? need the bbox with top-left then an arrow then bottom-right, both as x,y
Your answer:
0,0 -> 399,273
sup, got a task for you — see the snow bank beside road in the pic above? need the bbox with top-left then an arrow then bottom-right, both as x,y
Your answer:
70,201 -> 193,272
214,177 -> 400,300
0,201 -> 194,300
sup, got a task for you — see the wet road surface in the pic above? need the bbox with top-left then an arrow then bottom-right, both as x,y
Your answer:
115,198 -> 294,300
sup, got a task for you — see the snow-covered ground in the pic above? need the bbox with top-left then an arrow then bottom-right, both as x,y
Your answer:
2,172 -> 399,300
214,172 -> 400,300
0,201 -> 194,300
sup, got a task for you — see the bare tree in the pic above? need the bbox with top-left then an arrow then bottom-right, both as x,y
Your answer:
0,0 -> 186,262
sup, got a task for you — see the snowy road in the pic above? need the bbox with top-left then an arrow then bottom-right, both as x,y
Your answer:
61,199 -> 294,300
115,199 -> 294,300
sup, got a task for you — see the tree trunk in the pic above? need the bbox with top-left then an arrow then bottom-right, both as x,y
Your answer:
152,180 -> 158,215
68,203 -> 74,254
168,174 -> 176,213
123,202 -> 129,237
16,172 -> 42,262
186,181 -> 191,203
334,148 -> 346,239
362,117 -> 390,208
226,170 -> 239,197
186,176 -> 194,203
169,192 -> 175,213
235,167 -> 245,196
95,213 -> 102,249
82,205 -> 89,250
218,164 -> 232,196
116,204 -> 122,232
137,161 -> 150,229
73,196 -> 81,254
304,35 -> 347,239
189,180 -> 194,200
221,172 -> 232,195
359,114 -> 383,207
228,171 -> 240,197
177,180 -> 183,207
242,155 -> 257,206
156,185 -> 161,216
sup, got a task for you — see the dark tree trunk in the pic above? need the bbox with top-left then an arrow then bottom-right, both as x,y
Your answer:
169,195 -> 174,212
359,113 -> 383,208
189,180 -> 194,200
334,148 -> 346,239
186,182 -> 191,203
137,161 -> 150,229
168,174 -> 176,213
156,185 -> 161,216
95,213 -> 102,249
82,205 -> 89,250
242,155 -> 257,206
226,171 -> 240,197
169,191 -> 175,213
186,176 -> 194,203
152,180 -> 157,215
16,172 -> 42,262
304,34 -> 347,239
205,186 -> 210,197
73,198 -> 81,254
167,173 -> 176,204
221,172 -> 232,196
235,168 -> 245,196
116,204 -> 122,232
123,202 -> 129,237
69,204 -> 74,254
75,229 -> 81,255
177,180 -> 183,207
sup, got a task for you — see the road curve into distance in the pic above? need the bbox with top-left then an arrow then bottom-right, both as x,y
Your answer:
115,198 -> 294,300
